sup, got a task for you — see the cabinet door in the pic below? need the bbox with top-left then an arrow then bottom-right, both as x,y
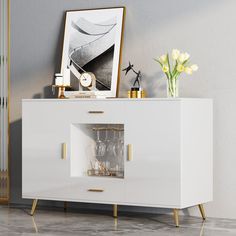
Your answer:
22,101 -> 126,203
22,101 -> 71,199
124,101 -> 181,207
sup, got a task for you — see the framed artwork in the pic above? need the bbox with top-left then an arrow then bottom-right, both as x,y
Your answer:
60,7 -> 125,98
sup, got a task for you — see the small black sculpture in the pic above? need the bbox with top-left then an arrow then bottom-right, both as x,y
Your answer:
123,62 -> 141,88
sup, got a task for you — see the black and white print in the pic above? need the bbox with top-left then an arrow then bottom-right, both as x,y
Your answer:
61,8 -> 124,97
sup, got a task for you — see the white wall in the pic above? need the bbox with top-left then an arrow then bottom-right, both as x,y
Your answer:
11,0 -> 236,219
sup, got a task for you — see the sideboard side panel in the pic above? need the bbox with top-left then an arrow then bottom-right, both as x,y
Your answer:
180,100 -> 213,208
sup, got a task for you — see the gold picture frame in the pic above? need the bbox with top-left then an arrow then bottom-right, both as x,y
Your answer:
60,7 -> 125,98
0,0 -> 10,204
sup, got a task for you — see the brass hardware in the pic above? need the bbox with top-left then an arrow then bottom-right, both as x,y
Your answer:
113,204 -> 118,218
30,199 -> 38,216
88,111 -> 104,114
62,143 -> 67,160
173,209 -> 179,227
198,204 -> 206,220
127,144 -> 133,161
88,188 -> 104,192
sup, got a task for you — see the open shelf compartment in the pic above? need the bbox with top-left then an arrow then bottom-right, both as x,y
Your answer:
71,123 -> 124,179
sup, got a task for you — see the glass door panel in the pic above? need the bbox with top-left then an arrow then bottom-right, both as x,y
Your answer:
71,124 -> 124,179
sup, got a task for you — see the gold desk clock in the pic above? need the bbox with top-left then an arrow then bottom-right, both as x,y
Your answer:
80,72 -> 96,90
53,72 -> 97,99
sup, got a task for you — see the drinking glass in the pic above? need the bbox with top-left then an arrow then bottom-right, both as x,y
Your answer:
116,130 -> 124,172
106,129 -> 117,157
95,129 -> 106,158
117,130 -> 124,155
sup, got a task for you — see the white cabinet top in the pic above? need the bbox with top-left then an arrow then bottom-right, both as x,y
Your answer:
22,98 -> 212,102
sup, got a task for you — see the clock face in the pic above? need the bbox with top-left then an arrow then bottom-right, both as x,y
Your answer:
80,72 -> 93,87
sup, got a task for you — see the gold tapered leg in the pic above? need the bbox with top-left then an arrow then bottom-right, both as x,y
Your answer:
30,199 -> 38,216
173,209 -> 179,227
113,204 -> 118,218
114,218 -> 118,230
198,204 -> 206,220
31,216 -> 38,233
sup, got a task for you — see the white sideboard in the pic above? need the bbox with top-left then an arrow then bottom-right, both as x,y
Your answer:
22,98 -> 213,226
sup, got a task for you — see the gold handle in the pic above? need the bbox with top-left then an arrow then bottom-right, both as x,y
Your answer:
62,143 -> 67,160
88,111 -> 104,114
88,188 -> 104,192
127,144 -> 133,161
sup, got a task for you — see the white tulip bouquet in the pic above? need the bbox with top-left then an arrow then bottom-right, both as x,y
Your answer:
154,49 -> 198,97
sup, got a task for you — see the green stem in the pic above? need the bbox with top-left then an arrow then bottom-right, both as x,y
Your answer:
167,53 -> 172,78
168,77 -> 178,97
172,61 -> 178,77
154,58 -> 170,79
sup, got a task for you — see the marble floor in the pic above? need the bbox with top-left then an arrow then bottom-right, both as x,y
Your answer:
0,206 -> 236,236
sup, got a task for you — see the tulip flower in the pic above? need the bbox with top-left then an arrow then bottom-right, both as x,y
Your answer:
191,64 -> 198,71
162,65 -> 169,73
160,54 -> 167,64
178,52 -> 190,63
183,53 -> 190,61
172,49 -> 180,60
184,67 -> 193,75
154,49 -> 198,97
178,53 -> 185,63
177,64 -> 185,72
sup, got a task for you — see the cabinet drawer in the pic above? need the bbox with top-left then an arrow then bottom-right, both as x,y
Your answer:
66,101 -> 125,123
40,178 -> 125,203
76,180 -> 125,203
